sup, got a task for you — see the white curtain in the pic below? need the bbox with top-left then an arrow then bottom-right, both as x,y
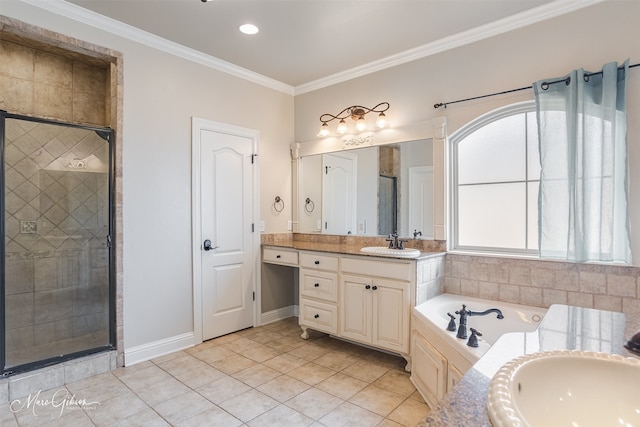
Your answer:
533,60 -> 631,263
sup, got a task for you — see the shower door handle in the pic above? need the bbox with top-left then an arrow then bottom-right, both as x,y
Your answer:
203,239 -> 219,251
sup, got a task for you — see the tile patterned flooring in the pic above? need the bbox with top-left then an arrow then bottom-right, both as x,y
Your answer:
1,317 -> 430,426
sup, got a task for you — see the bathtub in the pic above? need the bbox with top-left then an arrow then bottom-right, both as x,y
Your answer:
413,293 -> 547,365
411,293 -> 548,406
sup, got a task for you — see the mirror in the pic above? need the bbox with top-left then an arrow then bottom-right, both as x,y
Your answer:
298,139 -> 434,238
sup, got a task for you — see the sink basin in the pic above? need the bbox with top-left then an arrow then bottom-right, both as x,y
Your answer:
360,246 -> 420,258
487,350 -> 640,427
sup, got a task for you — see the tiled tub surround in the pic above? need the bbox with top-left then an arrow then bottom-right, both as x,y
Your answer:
444,253 -> 640,316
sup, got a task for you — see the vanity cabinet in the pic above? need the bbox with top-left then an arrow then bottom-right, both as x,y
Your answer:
262,246 -> 429,371
299,251 -> 339,337
340,274 -> 409,354
339,256 -> 412,358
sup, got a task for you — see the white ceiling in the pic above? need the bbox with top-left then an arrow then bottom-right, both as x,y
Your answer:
63,0 -> 596,91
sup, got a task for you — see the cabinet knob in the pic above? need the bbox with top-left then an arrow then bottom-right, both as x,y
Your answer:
372,285 -> 378,290
314,260 -> 320,265
276,254 -> 281,259
314,283 -> 320,287
365,285 -> 371,289
314,314 -> 319,319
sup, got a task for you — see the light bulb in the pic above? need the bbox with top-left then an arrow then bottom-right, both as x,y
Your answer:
376,112 -> 387,129
355,116 -> 366,132
317,123 -> 329,138
337,119 -> 348,135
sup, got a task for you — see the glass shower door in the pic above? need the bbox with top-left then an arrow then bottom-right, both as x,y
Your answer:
2,113 -> 114,374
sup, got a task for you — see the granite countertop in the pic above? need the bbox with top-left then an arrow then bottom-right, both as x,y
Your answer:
418,305 -> 640,427
262,241 -> 446,261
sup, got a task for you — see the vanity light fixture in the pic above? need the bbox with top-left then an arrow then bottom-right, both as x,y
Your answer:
317,102 -> 390,137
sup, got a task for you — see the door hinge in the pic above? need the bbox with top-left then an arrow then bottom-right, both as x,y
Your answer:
252,291 -> 255,301
251,154 -> 258,164
106,234 -> 112,248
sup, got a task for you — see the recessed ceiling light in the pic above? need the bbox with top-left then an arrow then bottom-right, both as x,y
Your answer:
239,24 -> 259,35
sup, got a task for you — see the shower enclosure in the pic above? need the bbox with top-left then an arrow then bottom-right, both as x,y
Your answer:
1,112 -> 115,375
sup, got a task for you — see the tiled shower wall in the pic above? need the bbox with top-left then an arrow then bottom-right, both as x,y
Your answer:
4,118 -> 110,367
444,254 -> 640,316
0,35 -> 108,125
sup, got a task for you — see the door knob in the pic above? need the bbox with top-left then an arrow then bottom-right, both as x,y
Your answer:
203,239 -> 219,251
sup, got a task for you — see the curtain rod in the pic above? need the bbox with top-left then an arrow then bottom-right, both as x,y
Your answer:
434,63 -> 640,109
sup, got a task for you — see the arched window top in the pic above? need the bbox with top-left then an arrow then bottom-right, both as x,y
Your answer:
450,101 -> 539,255
449,101 -> 536,144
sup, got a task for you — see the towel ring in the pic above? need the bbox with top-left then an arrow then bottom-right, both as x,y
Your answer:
304,197 -> 315,213
273,196 -> 284,213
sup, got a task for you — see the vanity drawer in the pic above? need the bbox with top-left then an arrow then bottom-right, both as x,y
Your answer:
341,256 -> 412,281
300,268 -> 338,302
300,298 -> 338,335
299,252 -> 339,271
263,247 -> 298,266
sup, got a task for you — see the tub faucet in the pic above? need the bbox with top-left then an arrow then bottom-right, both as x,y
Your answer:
625,329 -> 640,355
455,304 -> 471,339
446,313 -> 457,332
467,328 -> 482,347
468,308 -> 504,319
455,305 -> 504,339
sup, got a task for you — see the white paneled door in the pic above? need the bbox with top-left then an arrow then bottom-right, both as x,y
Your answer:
322,152 -> 357,235
193,119 -> 257,341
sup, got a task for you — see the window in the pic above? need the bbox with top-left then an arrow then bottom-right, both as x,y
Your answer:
450,102 -> 540,254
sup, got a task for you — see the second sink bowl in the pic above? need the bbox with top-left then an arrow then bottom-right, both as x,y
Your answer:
360,246 -> 420,258
487,350 -> 640,427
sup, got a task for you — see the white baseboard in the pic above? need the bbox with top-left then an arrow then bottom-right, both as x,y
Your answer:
260,305 -> 297,325
124,332 -> 195,366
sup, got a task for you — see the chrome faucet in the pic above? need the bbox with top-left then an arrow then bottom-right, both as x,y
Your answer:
455,304 -> 504,339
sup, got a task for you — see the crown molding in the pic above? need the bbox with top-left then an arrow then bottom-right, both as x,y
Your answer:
19,0 -> 605,97
294,0 -> 606,95
20,0 -> 295,95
